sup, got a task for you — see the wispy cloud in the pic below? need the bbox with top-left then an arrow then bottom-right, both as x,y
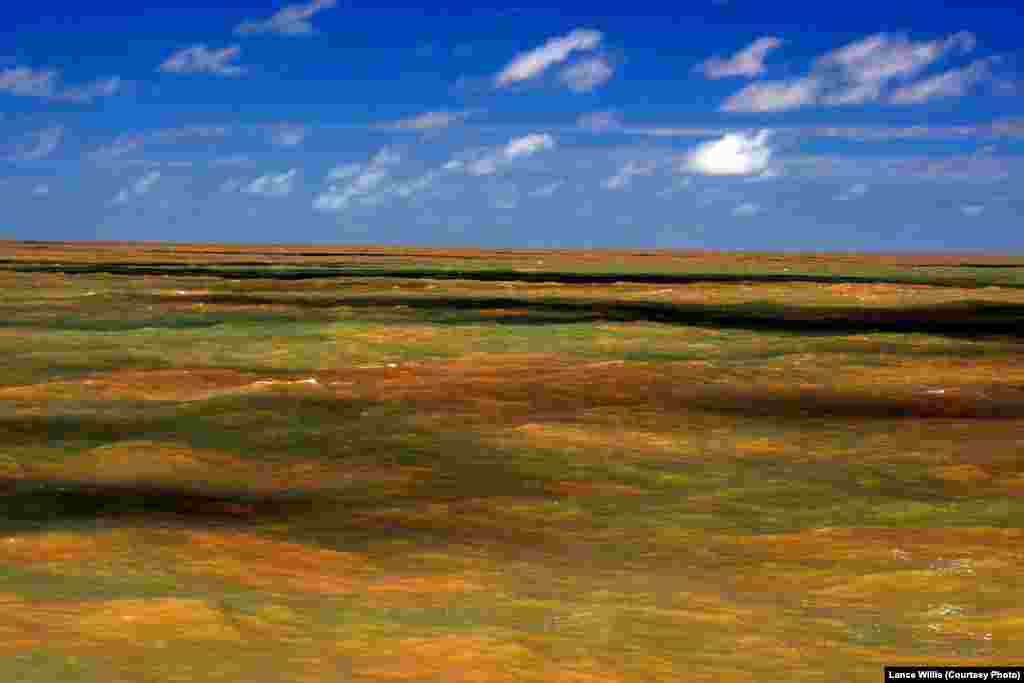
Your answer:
722,31 -> 983,112
686,130 -> 773,176
377,109 -> 479,130
495,29 -> 602,87
111,171 -> 161,204
559,56 -> 615,92
0,66 -> 121,102
576,110 -> 623,132
313,148 -> 401,211
602,161 -> 655,190
91,125 -> 232,161
235,0 -> 337,36
696,36 -> 783,79
33,184 -> 50,196
961,204 -> 985,216
244,169 -> 299,197
463,133 -> 556,176
889,57 -> 998,104
834,183 -> 869,200
159,46 -> 246,77
263,123 -> 308,147
732,202 -> 761,217
5,124 -> 64,161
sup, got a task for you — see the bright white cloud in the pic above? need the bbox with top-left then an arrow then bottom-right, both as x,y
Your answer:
495,29 -> 602,87
159,46 -> 245,77
732,202 -> 761,217
559,56 -> 614,92
834,183 -> 869,200
244,169 -> 298,197
889,57 -> 997,104
722,31 -> 982,112
696,36 -> 783,79
686,131 -> 773,176
0,66 -> 120,102
235,0 -> 337,36
602,161 -> 655,190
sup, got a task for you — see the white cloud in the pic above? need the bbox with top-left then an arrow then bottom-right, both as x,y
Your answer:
159,46 -> 245,77
559,56 -> 614,93
264,123 -> 308,147
602,161 -> 655,190
732,202 -> 761,217
313,148 -> 400,211
960,204 -> 985,216
696,36 -> 782,79
495,29 -> 602,87
0,67 -> 120,102
33,184 -> 50,196
235,0 -> 337,36
111,171 -> 161,204
889,58 -> 997,104
244,169 -> 298,197
834,183 -> 869,200
6,125 -> 64,161
722,31 -> 982,112
379,109 -> 478,130
686,130 -> 773,176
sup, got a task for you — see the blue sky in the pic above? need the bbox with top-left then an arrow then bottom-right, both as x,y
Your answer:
2,1 -> 1022,250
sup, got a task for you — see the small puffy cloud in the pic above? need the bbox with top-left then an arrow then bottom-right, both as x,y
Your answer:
961,204 -> 985,216
111,171 -> 161,204
244,169 -> 298,197
889,58 -> 997,104
379,109 -> 478,130
686,130 -> 773,176
722,31 -> 981,112
235,0 -> 337,36
834,183 -> 869,200
159,46 -> 245,77
696,36 -> 783,79
6,125 -> 64,161
559,56 -> 614,93
732,202 -> 761,217
313,148 -> 399,211
0,66 -> 120,102
602,161 -> 655,190
495,29 -> 602,87
576,110 -> 622,132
